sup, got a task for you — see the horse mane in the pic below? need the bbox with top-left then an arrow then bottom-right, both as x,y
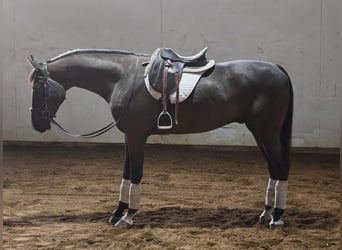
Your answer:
47,49 -> 150,63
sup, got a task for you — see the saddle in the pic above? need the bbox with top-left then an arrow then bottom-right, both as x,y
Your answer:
160,47 -> 208,66
144,47 -> 214,129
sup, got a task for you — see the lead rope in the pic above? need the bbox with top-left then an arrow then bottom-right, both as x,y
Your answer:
49,57 -> 139,138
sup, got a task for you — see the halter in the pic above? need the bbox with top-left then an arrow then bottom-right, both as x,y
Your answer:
31,57 -> 139,138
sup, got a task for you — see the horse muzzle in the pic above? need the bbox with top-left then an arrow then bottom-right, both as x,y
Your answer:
30,107 -> 51,133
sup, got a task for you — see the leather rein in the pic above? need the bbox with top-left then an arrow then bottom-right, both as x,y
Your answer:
33,58 -> 139,138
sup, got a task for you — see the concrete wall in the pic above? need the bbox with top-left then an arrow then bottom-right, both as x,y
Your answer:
3,0 -> 340,148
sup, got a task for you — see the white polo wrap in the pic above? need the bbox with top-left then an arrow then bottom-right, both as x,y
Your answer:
119,178 -> 131,204
274,180 -> 288,209
129,183 -> 142,210
265,178 -> 277,207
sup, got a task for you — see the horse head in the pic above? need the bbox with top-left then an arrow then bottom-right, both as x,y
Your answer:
27,55 -> 66,133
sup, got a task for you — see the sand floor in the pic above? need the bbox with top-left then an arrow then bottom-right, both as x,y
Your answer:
3,144 -> 340,249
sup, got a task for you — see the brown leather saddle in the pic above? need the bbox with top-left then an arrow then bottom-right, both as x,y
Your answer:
144,47 -> 209,129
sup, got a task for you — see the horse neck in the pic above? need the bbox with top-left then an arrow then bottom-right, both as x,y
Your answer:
46,53 -> 138,103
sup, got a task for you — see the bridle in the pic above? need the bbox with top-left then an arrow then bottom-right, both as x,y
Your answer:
30,63 -> 57,120
30,57 -> 139,138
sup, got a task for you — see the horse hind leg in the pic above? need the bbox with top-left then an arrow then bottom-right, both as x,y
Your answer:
259,177 -> 276,224
259,176 -> 289,228
258,133 -> 290,228
252,138 -> 276,224
248,119 -> 290,228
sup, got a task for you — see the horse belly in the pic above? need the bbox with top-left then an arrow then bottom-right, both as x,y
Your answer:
169,101 -> 243,134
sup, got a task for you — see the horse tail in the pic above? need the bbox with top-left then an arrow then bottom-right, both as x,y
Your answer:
277,64 -> 293,168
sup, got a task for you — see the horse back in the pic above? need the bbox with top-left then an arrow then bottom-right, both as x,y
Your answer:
195,60 -> 290,105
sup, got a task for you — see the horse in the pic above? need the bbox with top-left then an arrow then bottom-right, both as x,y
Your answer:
27,48 -> 293,228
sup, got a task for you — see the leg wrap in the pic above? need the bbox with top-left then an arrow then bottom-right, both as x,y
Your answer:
265,178 -> 277,207
274,180 -> 288,210
129,183 -> 142,210
119,179 -> 131,204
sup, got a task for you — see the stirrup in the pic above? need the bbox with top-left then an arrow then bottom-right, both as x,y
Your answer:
157,111 -> 173,129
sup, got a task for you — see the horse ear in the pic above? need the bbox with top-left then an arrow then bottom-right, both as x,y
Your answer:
26,55 -> 42,69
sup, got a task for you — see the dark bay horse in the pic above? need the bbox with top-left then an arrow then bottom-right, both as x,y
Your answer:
27,48 -> 293,228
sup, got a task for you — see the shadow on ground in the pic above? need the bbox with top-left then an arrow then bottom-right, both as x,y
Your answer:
4,207 -> 339,230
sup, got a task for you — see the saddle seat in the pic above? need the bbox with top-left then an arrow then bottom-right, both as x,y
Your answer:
160,47 -> 208,66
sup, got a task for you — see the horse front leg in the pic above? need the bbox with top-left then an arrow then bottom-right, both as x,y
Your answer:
111,133 -> 146,226
108,140 -> 131,225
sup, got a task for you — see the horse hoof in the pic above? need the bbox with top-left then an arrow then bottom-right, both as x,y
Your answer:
259,209 -> 273,224
108,215 -> 121,225
114,219 -> 132,227
269,219 -> 284,229
259,215 -> 267,224
114,214 -> 134,227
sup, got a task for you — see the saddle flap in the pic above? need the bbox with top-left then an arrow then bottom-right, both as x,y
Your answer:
147,49 -> 185,94
145,49 -> 165,92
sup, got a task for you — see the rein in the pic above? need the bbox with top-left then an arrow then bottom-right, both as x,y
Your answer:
50,119 -> 116,138
38,57 -> 139,138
